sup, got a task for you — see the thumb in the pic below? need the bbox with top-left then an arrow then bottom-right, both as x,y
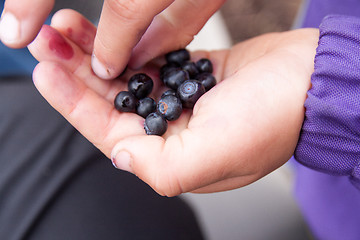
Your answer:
0,0 -> 54,48
110,128 -> 232,197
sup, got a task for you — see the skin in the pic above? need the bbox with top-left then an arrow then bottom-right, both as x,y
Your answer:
28,9 -> 319,197
0,0 -> 225,79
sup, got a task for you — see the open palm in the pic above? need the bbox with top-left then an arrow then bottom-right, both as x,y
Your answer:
28,9 -> 318,196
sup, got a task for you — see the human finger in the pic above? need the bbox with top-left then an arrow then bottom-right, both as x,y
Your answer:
129,0 -> 226,69
0,0 -> 54,48
28,24 -> 168,158
28,24 -> 126,103
28,24 -> 84,72
110,124 -> 252,197
91,0 -> 174,79
32,61 -> 145,157
50,9 -> 97,54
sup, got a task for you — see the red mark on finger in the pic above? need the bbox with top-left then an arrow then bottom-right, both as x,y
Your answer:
49,34 -> 74,60
79,32 -> 91,46
81,18 -> 95,32
65,26 -> 91,47
81,19 -> 96,45
67,28 -> 73,38
42,25 -> 74,60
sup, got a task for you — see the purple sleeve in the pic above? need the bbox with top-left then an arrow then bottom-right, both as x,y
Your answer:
294,15 -> 360,189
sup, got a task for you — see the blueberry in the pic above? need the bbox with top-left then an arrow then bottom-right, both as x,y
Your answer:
196,72 -> 217,91
136,97 -> 156,118
161,89 -> 177,99
114,91 -> 137,112
157,95 -> 183,121
177,80 -> 205,109
163,69 -> 190,90
181,61 -> 199,78
165,49 -> 190,65
144,112 -> 168,136
196,58 -> 213,73
160,62 -> 180,82
128,73 -> 154,99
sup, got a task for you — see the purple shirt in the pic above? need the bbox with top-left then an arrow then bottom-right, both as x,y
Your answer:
293,0 -> 360,239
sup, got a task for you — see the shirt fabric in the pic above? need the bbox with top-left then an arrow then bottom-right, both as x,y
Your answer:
293,0 -> 360,239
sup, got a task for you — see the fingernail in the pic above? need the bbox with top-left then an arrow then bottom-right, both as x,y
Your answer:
111,150 -> 134,173
91,53 -> 113,80
0,12 -> 21,44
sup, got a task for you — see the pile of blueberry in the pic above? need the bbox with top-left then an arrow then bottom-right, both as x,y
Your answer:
114,49 -> 216,136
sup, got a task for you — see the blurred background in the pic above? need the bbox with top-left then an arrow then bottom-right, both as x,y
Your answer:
221,0 -> 303,43
183,0 -> 313,239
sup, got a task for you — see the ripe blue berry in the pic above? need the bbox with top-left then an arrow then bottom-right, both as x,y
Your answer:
163,69 -> 190,90
160,62 -> 180,82
165,49 -> 190,65
196,58 -> 213,73
136,97 -> 156,118
144,112 -> 168,136
114,91 -> 137,112
128,73 -> 154,99
157,95 -> 183,121
177,80 -> 205,109
161,89 -> 177,99
113,50 -> 216,137
196,72 -> 217,91
181,61 -> 199,78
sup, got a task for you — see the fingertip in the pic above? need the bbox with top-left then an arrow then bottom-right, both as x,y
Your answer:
31,61 -> 67,88
91,53 -> 114,80
32,62 -> 41,85
111,135 -> 175,193
111,135 -> 166,172
28,24 -> 77,65
110,132 -> 208,196
91,0 -> 175,79
32,61 -> 50,84
51,9 -> 96,54
111,150 -> 134,173
0,11 -> 21,46
0,0 -> 54,48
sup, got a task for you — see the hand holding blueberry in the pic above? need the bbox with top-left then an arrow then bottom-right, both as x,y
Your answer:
0,0 -> 225,80
114,49 -> 215,136
28,10 -> 318,196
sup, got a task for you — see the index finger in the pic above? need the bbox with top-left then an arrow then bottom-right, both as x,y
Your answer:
91,0 -> 174,79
